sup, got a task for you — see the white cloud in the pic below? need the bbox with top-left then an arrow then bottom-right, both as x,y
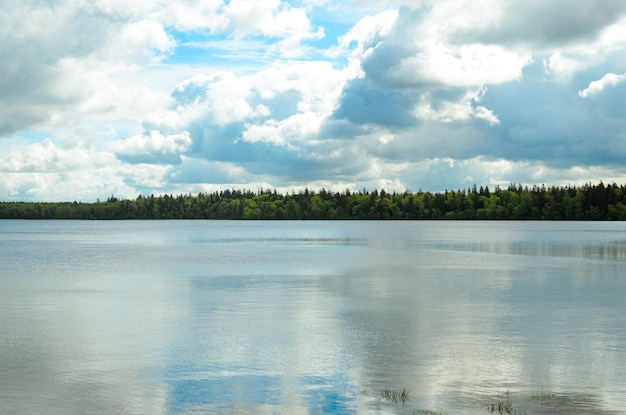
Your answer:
414,100 -> 499,126
224,0 -> 282,35
543,52 -> 580,78
403,43 -> 531,87
0,137 -> 176,201
172,72 -> 259,126
595,15 -> 626,53
156,0 -> 227,32
421,0 -> 504,38
347,1 -> 625,88
170,60 -> 352,146
0,137 -> 156,201
108,19 -> 174,63
226,0 -> 321,37
579,72 -> 626,97
328,3 -> 530,135
3,0 -> 626,202
110,131 -> 192,156
241,112 -> 321,147
0,0 -> 323,138
334,9 -> 399,61
283,62 -> 352,114
0,0 -> 177,136
82,0 -> 154,18
350,7 -> 532,89
543,16 -> 626,78
0,139 -> 100,173
0,169 -> 144,202
414,89 -> 500,125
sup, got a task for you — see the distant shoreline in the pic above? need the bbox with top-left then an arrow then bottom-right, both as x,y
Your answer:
2,182 -> 626,220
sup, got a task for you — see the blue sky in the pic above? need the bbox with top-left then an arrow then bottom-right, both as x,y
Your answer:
2,0 -> 626,202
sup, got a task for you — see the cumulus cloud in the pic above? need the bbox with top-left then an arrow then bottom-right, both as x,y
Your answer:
414,88 -> 500,125
156,0 -> 227,31
0,137 -> 168,201
173,72 -> 264,126
3,0 -> 626,202
334,9 -> 399,59
1,139 -> 96,173
332,5 -> 532,89
542,16 -> 626,79
169,61 -> 352,153
241,112 -> 322,147
109,130 -> 192,165
579,72 -> 626,97
125,0 -> 626,195
223,0 -> 323,41
0,0 -> 323,137
0,0 -> 174,136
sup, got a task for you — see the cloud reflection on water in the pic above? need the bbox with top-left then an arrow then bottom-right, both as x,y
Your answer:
1,221 -> 625,414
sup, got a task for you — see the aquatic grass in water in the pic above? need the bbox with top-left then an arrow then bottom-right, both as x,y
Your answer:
486,391 -> 525,415
369,388 -> 445,415
379,388 -> 410,406
369,387 -> 613,415
530,390 -> 556,402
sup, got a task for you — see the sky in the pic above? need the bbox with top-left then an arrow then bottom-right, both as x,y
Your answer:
2,0 -> 626,202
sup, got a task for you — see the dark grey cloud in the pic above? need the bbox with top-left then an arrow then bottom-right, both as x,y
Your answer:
245,144 -> 368,182
177,116 -> 364,184
373,121 -> 497,162
332,78 -> 417,127
189,122 -> 254,162
357,6 -> 430,88
479,63 -> 626,167
457,0 -> 626,47
328,56 -> 626,177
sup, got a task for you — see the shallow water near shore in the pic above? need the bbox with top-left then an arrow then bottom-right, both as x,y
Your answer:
1,220 -> 625,414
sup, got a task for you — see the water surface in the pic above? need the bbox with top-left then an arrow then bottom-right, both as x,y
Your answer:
1,220 -> 625,414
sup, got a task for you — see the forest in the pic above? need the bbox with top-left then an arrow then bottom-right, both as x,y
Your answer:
2,182 -> 626,220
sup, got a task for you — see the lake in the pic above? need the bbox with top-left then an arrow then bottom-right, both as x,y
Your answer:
1,220 -> 625,414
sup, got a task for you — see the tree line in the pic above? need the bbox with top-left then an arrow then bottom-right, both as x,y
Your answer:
2,182 -> 626,220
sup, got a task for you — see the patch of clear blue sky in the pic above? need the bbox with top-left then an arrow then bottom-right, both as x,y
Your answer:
164,30 -> 230,65
165,35 -> 281,69
163,19 -> 352,67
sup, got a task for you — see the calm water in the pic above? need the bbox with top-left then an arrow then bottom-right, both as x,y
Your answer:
1,220 -> 625,415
